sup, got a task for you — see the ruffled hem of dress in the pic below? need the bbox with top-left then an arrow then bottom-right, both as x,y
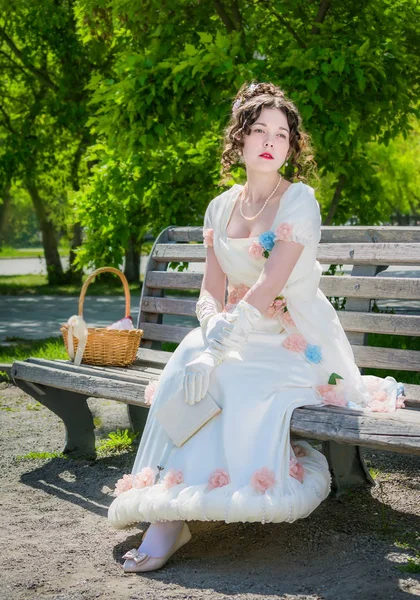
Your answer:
108,442 -> 331,529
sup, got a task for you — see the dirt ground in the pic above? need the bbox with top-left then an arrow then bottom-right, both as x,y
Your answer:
0,381 -> 419,600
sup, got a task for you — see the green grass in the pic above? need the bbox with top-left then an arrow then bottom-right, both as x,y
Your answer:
0,336 -> 68,363
96,428 -> 139,454
0,245 -> 69,259
16,451 -> 66,460
0,274 -> 143,296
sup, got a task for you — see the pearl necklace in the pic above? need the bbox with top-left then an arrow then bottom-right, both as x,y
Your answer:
240,175 -> 283,221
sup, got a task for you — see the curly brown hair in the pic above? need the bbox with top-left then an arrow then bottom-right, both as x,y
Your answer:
219,81 -> 317,186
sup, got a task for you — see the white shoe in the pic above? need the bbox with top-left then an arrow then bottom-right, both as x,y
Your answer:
122,522 -> 192,573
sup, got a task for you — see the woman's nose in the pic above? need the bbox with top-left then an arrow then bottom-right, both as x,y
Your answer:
264,138 -> 274,147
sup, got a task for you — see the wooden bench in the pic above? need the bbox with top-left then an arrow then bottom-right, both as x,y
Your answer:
11,224 -> 420,495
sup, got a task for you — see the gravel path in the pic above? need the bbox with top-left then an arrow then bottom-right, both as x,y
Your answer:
0,381 -> 419,600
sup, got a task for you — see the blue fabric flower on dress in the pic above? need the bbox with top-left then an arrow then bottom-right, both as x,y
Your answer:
258,231 -> 276,252
304,344 -> 322,364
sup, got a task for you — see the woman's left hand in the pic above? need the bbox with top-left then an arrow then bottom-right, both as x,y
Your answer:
183,351 -> 220,405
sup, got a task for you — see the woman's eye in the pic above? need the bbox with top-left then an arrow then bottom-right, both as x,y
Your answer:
277,133 -> 286,138
254,128 -> 264,133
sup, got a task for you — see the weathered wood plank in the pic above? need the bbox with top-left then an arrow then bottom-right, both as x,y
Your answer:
320,275 -> 420,301
145,271 -> 420,301
352,345 -> 420,371
168,226 -> 420,244
12,361 -> 152,406
25,357 -> 159,385
140,296 -> 420,337
152,243 -> 420,266
337,311 -> 420,336
290,405 -> 420,455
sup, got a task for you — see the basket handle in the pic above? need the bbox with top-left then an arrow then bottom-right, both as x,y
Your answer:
78,267 -> 131,318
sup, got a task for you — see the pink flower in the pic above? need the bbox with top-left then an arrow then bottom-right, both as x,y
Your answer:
396,396 -> 406,409
114,474 -> 133,496
144,380 -> 158,405
163,468 -> 184,490
372,390 -> 388,403
133,467 -> 155,489
291,442 -> 307,458
265,297 -> 287,319
283,333 -> 307,353
274,223 -> 293,242
251,466 -> 276,493
208,468 -> 230,490
367,399 -> 390,413
203,228 -> 214,248
289,458 -> 304,483
316,383 -> 347,407
248,241 -> 265,259
227,284 -> 250,305
279,310 -> 295,327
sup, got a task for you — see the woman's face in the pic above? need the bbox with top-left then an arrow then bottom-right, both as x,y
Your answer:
241,107 -> 290,173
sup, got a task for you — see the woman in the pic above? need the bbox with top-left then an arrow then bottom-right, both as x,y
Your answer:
108,81 -> 405,572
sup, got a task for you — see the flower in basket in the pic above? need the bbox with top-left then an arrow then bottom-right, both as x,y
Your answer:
107,316 -> 134,330
248,230 -> 276,259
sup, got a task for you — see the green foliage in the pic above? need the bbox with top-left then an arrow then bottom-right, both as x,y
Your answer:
0,274 -> 142,296
97,428 -> 138,454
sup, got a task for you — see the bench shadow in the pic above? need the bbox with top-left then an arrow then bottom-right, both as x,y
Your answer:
20,453 -> 420,599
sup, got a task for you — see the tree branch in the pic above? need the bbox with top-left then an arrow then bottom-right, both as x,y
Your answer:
324,173 -> 346,225
214,0 -> 236,32
0,102 -> 16,134
0,26 -> 58,91
311,0 -> 331,35
256,0 -> 307,48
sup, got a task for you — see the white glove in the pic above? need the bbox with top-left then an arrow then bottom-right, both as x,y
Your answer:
184,351 -> 220,405
183,299 -> 262,405
195,291 -> 223,341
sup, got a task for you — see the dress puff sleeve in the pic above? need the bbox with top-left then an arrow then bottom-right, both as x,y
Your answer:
203,198 -> 216,248
273,184 -> 322,247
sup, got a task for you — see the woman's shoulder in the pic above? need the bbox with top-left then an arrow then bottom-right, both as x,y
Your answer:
206,184 -> 241,213
290,181 -> 320,212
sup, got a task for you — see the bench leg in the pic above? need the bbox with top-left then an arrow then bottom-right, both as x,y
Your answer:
127,405 -> 149,439
322,441 -> 375,497
15,380 -> 96,459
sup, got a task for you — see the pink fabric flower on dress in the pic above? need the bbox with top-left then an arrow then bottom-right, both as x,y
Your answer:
316,383 -> 347,407
283,333 -> 307,353
248,241 -> 265,259
274,223 -> 293,242
114,474 -> 133,496
291,442 -> 307,458
289,458 -> 304,483
227,284 -> 250,305
208,468 -> 230,490
279,310 -> 295,327
265,297 -> 287,318
133,467 -> 155,489
251,466 -> 276,493
163,468 -> 184,489
144,380 -> 158,405
203,228 -> 214,248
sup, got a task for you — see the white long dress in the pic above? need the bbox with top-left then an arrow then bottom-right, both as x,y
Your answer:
108,182 -> 404,529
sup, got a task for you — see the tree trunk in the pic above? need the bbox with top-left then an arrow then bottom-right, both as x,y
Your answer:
124,235 -> 142,284
324,174 -> 347,225
25,178 -> 64,284
67,222 -> 83,283
0,182 -> 12,247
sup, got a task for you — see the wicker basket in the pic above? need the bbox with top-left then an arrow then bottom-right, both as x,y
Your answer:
61,267 -> 144,367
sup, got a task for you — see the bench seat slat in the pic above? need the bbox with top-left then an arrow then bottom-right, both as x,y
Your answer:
11,359 -> 420,454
